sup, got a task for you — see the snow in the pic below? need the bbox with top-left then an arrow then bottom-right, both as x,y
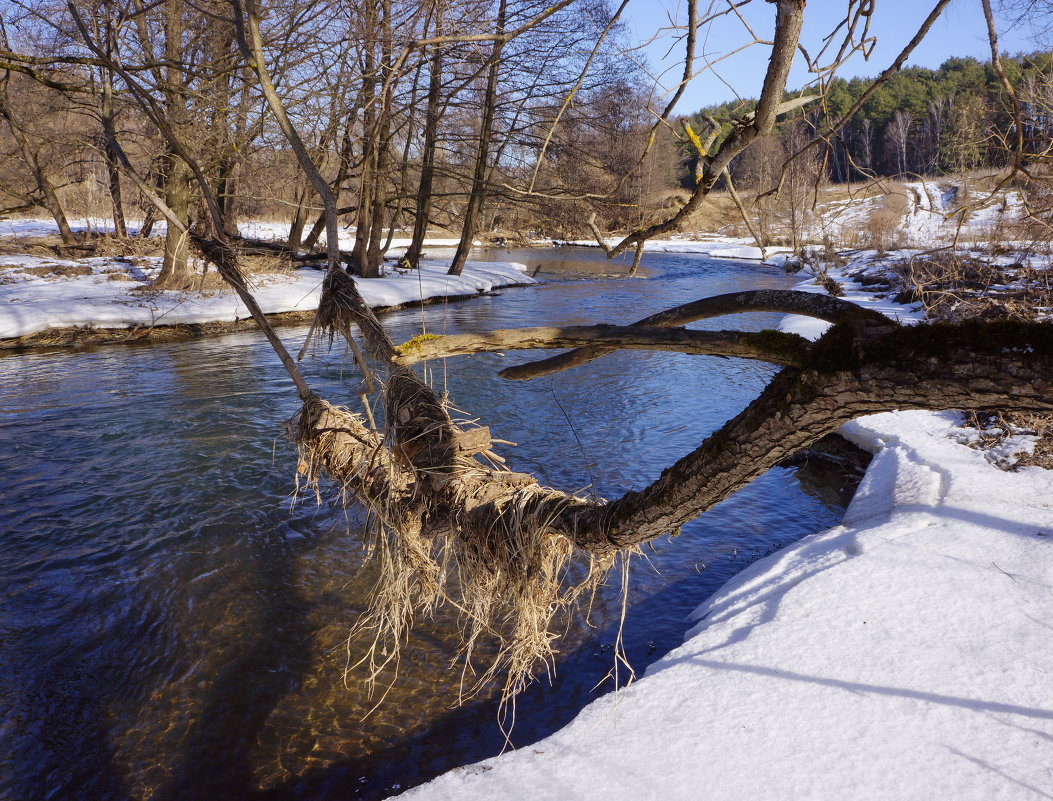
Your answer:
400,408 -> 1053,801
0,220 -> 532,339
554,235 -> 795,262
0,216 -> 473,251
896,181 -> 1026,247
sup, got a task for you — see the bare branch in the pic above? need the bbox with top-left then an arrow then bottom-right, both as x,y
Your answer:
410,0 -> 578,46
393,325 -> 810,367
500,289 -> 886,380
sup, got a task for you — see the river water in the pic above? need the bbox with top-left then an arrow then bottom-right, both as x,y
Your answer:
0,248 -> 859,801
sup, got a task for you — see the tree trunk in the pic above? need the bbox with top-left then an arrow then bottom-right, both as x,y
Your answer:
406,38 -> 444,268
100,35 -> 127,238
448,0 -> 507,276
152,0 -> 197,288
154,154 -> 194,288
287,185 -> 311,249
24,139 -> 75,244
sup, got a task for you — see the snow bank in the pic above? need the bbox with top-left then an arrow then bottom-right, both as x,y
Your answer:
554,236 -> 794,261
0,255 -> 532,340
399,410 -> 1053,801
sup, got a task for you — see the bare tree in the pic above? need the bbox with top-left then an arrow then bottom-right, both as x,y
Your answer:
3,0 -> 1049,709
886,108 -> 912,177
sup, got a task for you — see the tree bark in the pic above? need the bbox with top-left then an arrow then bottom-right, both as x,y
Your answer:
559,320 -> 1053,553
405,40 -> 444,269
448,0 -> 507,276
151,0 -> 197,289
499,289 -> 883,379
100,67 -> 127,238
154,153 -> 194,288
394,324 -> 810,367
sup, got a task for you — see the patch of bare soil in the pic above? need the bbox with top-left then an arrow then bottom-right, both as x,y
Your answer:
21,264 -> 94,277
0,233 -> 164,259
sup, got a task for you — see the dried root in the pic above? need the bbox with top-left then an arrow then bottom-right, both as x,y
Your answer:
291,395 -> 610,705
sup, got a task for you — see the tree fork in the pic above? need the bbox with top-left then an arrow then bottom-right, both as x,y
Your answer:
499,289 -> 887,380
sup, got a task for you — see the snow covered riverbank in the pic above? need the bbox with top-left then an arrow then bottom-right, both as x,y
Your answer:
400,411 -> 1053,801
0,219 -> 533,341
398,259 -> 1053,800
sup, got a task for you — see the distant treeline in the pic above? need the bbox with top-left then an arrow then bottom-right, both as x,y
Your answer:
682,51 -> 1053,184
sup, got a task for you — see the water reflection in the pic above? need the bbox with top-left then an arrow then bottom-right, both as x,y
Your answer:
0,249 -> 858,800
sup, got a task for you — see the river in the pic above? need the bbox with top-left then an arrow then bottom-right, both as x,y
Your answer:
0,247 -> 860,801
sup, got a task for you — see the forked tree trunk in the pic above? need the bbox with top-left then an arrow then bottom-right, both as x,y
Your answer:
26,144 -> 75,245
151,0 -> 197,288
287,185 -> 311,249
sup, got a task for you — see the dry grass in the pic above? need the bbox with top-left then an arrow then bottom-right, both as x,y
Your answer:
960,411 -> 1053,471
861,192 -> 910,252
291,395 -> 612,709
888,253 -> 1053,322
679,191 -> 739,235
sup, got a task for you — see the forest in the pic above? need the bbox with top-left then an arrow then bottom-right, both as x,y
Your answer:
693,50 -> 1053,185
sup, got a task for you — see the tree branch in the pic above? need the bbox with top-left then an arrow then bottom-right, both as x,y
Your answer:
394,325 -> 811,367
555,319 -> 1053,553
500,288 -> 888,380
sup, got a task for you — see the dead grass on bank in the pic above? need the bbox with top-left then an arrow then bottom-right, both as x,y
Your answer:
888,252 -> 1053,322
960,411 -> 1053,470
884,250 -> 1053,467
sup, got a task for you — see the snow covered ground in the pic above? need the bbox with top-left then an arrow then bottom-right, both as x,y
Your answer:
398,257 -> 1053,800
896,180 -> 1025,248
0,218 -> 531,340
555,234 -> 794,261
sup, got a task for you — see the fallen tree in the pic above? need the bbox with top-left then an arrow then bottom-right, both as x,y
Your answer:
291,281 -> 1053,699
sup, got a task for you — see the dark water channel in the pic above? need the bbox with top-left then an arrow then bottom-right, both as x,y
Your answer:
0,247 -> 859,801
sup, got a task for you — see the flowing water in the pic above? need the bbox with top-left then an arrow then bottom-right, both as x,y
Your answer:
0,248 -> 861,801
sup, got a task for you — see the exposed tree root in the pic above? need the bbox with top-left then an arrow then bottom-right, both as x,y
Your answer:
292,395 -> 606,701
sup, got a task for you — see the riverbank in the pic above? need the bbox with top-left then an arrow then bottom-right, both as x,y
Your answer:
0,217 -> 796,352
398,257 -> 1053,800
400,408 -> 1053,801
0,243 -> 535,351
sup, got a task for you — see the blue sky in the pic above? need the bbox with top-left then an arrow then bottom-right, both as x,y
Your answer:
622,0 -> 1042,113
